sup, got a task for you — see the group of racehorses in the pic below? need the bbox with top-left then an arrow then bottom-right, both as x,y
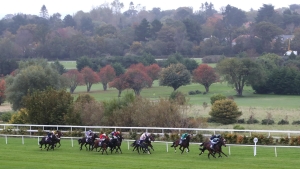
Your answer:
39,130 -> 63,151
170,134 -> 227,159
39,131 -> 227,159
77,133 -> 124,155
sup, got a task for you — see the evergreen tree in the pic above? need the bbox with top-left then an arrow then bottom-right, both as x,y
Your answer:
134,18 -> 151,41
39,5 -> 49,19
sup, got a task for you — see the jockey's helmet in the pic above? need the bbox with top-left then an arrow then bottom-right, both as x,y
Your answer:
89,130 -> 92,132
103,133 -> 106,136
216,134 -> 221,138
117,131 -> 120,134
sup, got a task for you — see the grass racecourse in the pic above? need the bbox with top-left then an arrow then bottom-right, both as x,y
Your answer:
0,137 -> 300,169
0,60 -> 299,168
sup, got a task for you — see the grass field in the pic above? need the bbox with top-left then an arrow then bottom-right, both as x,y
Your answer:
0,137 -> 299,169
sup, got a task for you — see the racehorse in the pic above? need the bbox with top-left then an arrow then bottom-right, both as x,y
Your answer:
170,134 -> 191,154
199,137 -> 227,159
107,134 -> 123,154
92,137 -> 110,155
131,135 -> 155,153
78,133 -> 98,151
53,130 -> 63,148
39,131 -> 62,151
131,135 -> 155,154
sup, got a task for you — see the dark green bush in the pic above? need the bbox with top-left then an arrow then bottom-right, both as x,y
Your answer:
237,119 -> 245,124
210,94 -> 226,105
246,118 -> 259,124
195,90 -> 201,94
261,119 -> 275,125
1,112 -> 12,122
188,91 -> 196,95
278,119 -> 289,125
292,121 -> 300,125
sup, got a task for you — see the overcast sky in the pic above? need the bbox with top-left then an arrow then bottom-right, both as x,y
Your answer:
0,0 -> 298,19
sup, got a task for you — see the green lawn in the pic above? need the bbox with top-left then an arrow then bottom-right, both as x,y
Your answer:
60,61 -> 77,70
0,137 -> 299,169
72,81 -> 300,109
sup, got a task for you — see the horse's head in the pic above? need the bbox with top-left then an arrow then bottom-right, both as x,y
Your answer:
186,134 -> 192,141
149,135 -> 155,142
219,137 -> 226,147
56,131 -> 63,138
92,133 -> 98,140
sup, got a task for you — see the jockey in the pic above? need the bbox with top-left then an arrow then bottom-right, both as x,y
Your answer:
99,133 -> 108,146
179,133 -> 188,145
47,132 -> 53,141
110,131 -> 120,139
210,134 -> 221,150
139,132 -> 150,145
85,130 -> 93,142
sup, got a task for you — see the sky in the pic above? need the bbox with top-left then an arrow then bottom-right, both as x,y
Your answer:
0,0 -> 298,19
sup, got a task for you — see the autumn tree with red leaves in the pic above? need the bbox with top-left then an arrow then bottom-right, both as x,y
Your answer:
98,65 -> 116,91
0,79 -> 6,105
146,63 -> 161,87
62,69 -> 84,93
124,68 -> 152,96
109,74 -> 128,97
80,67 -> 100,92
193,64 -> 218,92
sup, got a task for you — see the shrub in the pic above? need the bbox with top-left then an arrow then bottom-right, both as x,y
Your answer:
261,119 -> 275,125
191,134 -> 204,142
188,91 -> 196,95
195,90 -> 201,94
246,118 -> 259,124
278,119 -> 289,125
210,94 -> 226,105
169,91 -> 186,105
237,119 -> 245,124
1,112 -> 12,122
129,131 -> 137,139
202,102 -> 208,110
292,121 -> 300,125
209,99 -> 242,124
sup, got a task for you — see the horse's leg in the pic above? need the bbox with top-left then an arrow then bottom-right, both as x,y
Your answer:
199,147 -> 206,155
117,146 -> 122,154
57,140 -> 61,148
220,150 -> 228,157
181,147 -> 185,154
186,146 -> 190,153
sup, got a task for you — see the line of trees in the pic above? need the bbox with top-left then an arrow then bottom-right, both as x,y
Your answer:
1,2 -> 300,61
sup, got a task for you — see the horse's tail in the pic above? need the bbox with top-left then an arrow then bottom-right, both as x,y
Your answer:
199,143 -> 204,147
78,139 -> 81,145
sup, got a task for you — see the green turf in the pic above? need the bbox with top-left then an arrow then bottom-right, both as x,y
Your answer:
60,61 -> 77,70
71,81 -> 300,109
0,137 -> 299,169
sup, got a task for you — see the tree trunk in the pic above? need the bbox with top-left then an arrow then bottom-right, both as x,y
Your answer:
102,83 -> 107,91
205,85 -> 209,93
134,89 -> 140,96
118,90 -> 122,97
70,87 -> 75,94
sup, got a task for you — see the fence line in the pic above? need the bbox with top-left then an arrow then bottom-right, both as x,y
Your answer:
1,124 -> 300,138
1,134 -> 300,157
